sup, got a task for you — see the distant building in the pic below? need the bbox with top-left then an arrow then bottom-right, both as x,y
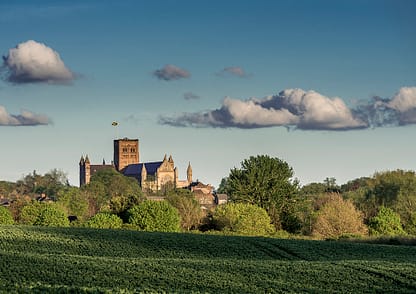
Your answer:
79,138 -> 192,193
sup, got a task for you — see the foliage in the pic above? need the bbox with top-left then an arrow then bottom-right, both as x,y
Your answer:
19,201 -> 43,225
365,170 -> 416,226
224,155 -> 300,231
368,206 -> 406,236
166,190 -> 204,231
81,181 -> 107,217
56,187 -> 89,220
0,206 -> 14,225
312,194 -> 368,239
19,202 -> 69,227
88,168 -> 144,215
33,204 -> 70,227
1,226 -> 416,293
212,203 -> 275,236
405,212 -> 416,236
15,169 -> 68,199
128,201 -> 180,232
85,213 -> 123,229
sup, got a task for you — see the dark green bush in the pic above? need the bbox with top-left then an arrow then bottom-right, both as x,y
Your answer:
85,213 -> 123,229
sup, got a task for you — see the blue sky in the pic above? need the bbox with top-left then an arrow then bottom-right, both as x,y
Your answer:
1,0 -> 415,188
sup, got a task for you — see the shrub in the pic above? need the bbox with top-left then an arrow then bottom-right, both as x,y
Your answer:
0,206 -> 14,225
368,206 -> 406,236
33,205 -> 70,227
20,202 -> 69,227
85,213 -> 123,229
212,203 -> 275,236
128,201 -> 180,232
312,194 -> 368,239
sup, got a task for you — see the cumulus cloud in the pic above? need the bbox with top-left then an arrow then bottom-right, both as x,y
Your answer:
0,105 -> 50,126
159,87 -> 416,131
153,64 -> 190,81
216,66 -> 251,78
184,92 -> 200,100
2,40 -> 75,84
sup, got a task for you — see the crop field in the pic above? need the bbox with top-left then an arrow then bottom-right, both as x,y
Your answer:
0,226 -> 416,293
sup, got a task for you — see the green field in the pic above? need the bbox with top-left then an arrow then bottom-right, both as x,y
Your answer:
0,226 -> 415,293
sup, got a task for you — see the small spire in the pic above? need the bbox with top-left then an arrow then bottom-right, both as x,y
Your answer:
163,154 -> 167,161
79,156 -> 85,164
103,158 -> 106,165
168,155 -> 173,162
85,155 -> 90,163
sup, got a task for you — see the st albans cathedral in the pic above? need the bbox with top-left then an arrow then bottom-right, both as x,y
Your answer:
79,138 -> 192,192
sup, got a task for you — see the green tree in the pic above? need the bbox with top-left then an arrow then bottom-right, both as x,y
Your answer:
212,203 -> 274,236
224,155 -> 300,231
85,213 -> 123,229
19,201 -> 43,225
33,204 -> 70,227
167,189 -> 203,231
128,201 -> 180,232
16,169 -> 68,199
368,206 -> 406,236
89,168 -> 144,216
56,187 -> 89,220
0,206 -> 14,225
312,194 -> 368,239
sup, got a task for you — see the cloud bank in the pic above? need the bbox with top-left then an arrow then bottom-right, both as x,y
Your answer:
153,64 -> 190,81
2,40 -> 75,84
217,66 -> 251,78
159,87 -> 416,131
0,106 -> 50,126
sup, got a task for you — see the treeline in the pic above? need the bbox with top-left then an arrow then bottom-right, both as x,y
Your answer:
1,157 -> 416,239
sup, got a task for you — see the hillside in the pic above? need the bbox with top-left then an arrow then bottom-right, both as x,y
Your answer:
0,226 -> 415,293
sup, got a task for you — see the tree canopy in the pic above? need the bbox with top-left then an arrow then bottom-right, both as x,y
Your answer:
223,155 -> 300,231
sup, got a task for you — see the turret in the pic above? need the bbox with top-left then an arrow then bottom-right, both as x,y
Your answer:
79,156 -> 86,187
187,162 -> 193,183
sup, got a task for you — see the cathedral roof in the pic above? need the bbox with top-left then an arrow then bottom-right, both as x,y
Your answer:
123,161 -> 163,176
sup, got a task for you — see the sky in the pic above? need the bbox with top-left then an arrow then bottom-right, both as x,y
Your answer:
0,0 -> 415,188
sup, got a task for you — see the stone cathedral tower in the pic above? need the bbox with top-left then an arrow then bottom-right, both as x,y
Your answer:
113,138 -> 139,171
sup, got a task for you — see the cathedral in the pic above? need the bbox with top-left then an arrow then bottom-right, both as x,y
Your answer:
79,138 -> 192,192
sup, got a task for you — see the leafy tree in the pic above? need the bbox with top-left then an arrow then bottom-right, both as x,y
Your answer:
56,187 -> 89,220
19,201 -> 43,225
312,194 -> 368,239
365,170 -> 416,226
128,201 -> 180,232
166,189 -> 204,231
16,169 -> 68,199
85,213 -> 123,229
89,168 -> 144,216
405,212 -> 416,236
33,204 -> 70,227
368,206 -> 406,236
212,203 -> 274,236
0,206 -> 14,225
224,155 -> 300,231
81,181 -> 108,217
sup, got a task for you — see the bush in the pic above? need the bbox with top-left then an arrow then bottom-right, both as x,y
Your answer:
312,194 -> 368,239
85,213 -> 123,229
20,202 -> 69,227
0,206 -> 14,225
368,206 -> 406,236
212,203 -> 275,236
33,205 -> 70,227
128,201 -> 180,232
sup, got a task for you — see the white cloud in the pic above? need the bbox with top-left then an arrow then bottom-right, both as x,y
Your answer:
387,87 -> 416,124
153,64 -> 190,81
2,40 -> 74,84
0,105 -> 50,126
160,88 -> 368,130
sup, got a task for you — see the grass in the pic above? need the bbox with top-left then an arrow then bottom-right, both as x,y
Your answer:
1,225 -> 416,293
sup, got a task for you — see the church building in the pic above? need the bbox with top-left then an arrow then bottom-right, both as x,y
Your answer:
79,138 -> 192,192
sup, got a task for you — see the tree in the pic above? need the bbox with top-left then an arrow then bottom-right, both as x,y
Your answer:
33,204 -> 70,227
368,206 -> 406,236
128,201 -> 180,232
15,169 -> 68,199
224,155 -> 300,231
56,187 -> 89,221
19,201 -> 43,225
312,194 -> 368,239
85,213 -> 123,229
0,206 -> 14,225
88,168 -> 144,216
166,189 -> 204,231
212,203 -> 274,236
